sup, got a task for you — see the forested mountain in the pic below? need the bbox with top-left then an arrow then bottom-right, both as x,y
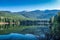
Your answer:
0,11 -> 28,20
0,10 -> 60,20
16,10 -> 60,19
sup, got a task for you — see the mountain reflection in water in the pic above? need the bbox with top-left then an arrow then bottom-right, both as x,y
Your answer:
0,33 -> 49,40
0,33 -> 38,40
0,19 -> 51,40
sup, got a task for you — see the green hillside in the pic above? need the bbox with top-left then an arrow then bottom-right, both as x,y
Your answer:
0,11 -> 27,20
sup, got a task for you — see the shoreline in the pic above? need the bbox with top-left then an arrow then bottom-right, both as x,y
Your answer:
0,22 -> 15,24
0,22 -> 8,24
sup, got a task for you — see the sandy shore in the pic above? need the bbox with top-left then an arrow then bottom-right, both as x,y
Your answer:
0,22 -> 9,24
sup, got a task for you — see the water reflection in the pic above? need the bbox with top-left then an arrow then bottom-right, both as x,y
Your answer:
0,33 -> 38,40
0,21 -> 51,40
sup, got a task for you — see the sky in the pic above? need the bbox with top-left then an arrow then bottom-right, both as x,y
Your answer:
0,0 -> 60,12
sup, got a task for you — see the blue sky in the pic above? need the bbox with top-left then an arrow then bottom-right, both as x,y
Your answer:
0,0 -> 60,12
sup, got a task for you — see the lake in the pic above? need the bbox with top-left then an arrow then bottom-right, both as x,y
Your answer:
0,20 -> 51,40
0,25 -> 51,40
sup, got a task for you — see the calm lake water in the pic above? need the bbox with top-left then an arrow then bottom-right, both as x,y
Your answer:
0,33 -> 39,40
0,20 -> 51,40
0,26 -> 50,40
0,33 -> 49,40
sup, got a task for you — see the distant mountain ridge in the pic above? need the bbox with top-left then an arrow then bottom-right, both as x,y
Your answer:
0,10 -> 60,19
15,10 -> 60,19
